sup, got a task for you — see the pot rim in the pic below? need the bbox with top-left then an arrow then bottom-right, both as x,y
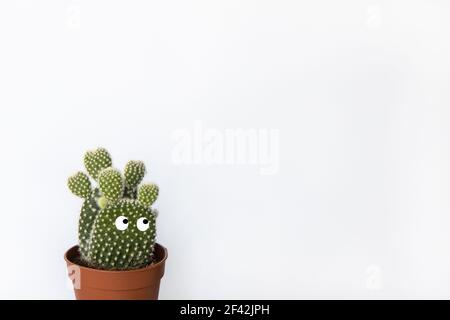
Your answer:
64,243 -> 168,274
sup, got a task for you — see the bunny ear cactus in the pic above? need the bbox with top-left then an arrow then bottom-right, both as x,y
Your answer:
68,172 -> 92,199
123,160 -> 146,198
68,148 -> 159,270
138,184 -> 159,207
78,188 -> 101,258
98,168 -> 124,202
124,161 -> 146,188
83,148 -> 112,181
88,200 -> 157,270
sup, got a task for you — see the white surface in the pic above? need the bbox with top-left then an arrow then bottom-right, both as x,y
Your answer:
1,0 -> 450,299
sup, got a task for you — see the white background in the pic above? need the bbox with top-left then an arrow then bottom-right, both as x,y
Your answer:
1,0 -> 450,299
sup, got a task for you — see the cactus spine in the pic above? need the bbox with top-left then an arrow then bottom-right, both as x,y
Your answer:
68,148 -> 159,270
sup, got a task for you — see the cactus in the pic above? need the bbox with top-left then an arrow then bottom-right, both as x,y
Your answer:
68,148 -> 159,270
138,184 -> 159,207
83,148 -> 112,180
78,188 -> 101,259
68,172 -> 92,199
98,168 -> 124,201
123,160 -> 146,198
88,200 -> 157,270
124,160 -> 146,188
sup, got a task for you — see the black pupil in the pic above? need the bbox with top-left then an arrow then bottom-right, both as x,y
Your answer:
143,219 -> 148,224
123,218 -> 128,224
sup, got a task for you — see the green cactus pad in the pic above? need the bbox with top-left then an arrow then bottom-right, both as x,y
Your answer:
98,168 -> 124,201
78,188 -> 101,259
138,183 -> 159,207
68,172 -> 92,199
88,200 -> 156,270
83,148 -> 112,180
124,160 -> 146,188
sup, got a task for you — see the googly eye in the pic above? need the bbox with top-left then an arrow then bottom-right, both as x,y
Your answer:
115,216 -> 129,231
137,217 -> 150,232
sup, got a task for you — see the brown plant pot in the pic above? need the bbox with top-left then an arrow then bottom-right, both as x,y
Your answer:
64,243 -> 168,300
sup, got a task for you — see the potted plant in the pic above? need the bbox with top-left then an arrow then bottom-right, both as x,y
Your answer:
64,148 -> 168,300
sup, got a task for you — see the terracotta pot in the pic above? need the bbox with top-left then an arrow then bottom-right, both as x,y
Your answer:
64,243 -> 168,300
